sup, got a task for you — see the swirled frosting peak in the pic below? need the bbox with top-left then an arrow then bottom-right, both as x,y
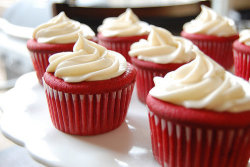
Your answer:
33,12 -> 95,44
150,50 -> 250,112
46,34 -> 127,82
183,5 -> 237,37
129,25 -> 196,64
97,8 -> 149,37
239,29 -> 250,46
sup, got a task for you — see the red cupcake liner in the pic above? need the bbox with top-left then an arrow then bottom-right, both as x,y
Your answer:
233,40 -> 250,81
148,112 -> 250,167
181,31 -> 239,70
97,33 -> 148,63
147,95 -> 250,167
27,39 -> 76,85
43,81 -> 135,135
131,57 -> 185,103
135,68 -> 165,103
29,51 -> 52,85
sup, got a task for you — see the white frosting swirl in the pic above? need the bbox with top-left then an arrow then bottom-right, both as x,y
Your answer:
183,5 -> 237,37
46,34 -> 127,82
129,26 -> 196,64
97,8 -> 149,37
150,51 -> 250,112
239,29 -> 250,46
33,12 -> 95,44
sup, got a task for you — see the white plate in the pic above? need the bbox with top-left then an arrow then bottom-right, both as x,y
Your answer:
1,72 -> 249,167
0,72 -> 160,167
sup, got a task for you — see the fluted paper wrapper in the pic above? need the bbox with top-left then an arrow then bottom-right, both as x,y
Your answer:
181,31 -> 238,70
135,68 -> 166,103
148,111 -> 250,167
29,51 -> 52,85
43,81 -> 135,135
192,40 -> 234,69
131,58 -> 183,104
98,34 -> 148,63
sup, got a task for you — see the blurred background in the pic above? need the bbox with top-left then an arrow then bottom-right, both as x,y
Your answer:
0,0 -> 249,166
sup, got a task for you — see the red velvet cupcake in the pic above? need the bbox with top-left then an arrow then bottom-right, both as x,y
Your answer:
97,8 -> 149,63
129,26 -> 196,103
147,52 -> 250,167
181,5 -> 238,70
181,31 -> 238,69
27,40 -> 74,85
98,34 -> 148,63
43,35 -> 136,135
130,58 -> 184,103
27,12 -> 95,85
233,29 -> 250,80
147,95 -> 250,167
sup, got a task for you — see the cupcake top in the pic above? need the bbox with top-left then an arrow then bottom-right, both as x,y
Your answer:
129,25 -> 196,64
150,50 -> 250,112
33,12 -> 95,44
46,34 -> 127,82
183,5 -> 237,37
239,29 -> 250,46
97,8 -> 149,37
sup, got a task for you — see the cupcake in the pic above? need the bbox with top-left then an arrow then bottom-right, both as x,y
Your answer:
129,25 -> 196,103
147,51 -> 250,167
97,8 -> 150,63
43,34 -> 136,135
233,29 -> 250,80
27,12 -> 95,84
181,5 -> 238,70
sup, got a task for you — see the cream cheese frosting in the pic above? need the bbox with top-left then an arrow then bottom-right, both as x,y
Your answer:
97,8 -> 149,37
183,5 -> 237,37
150,50 -> 250,112
129,25 -> 196,64
239,29 -> 250,46
46,34 -> 127,82
33,12 -> 95,44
